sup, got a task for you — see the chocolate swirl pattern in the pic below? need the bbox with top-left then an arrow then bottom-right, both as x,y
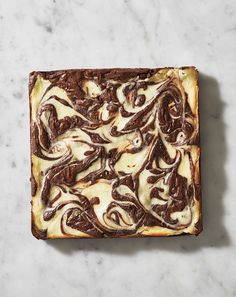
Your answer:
29,67 -> 201,239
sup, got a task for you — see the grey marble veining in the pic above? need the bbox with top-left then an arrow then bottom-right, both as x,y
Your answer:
0,0 -> 236,296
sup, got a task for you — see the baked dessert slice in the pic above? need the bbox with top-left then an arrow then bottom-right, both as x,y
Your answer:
29,67 -> 201,239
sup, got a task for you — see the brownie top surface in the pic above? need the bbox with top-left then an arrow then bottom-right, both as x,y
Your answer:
30,67 -> 201,239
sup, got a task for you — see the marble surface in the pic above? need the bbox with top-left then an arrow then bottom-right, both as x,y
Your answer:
0,0 -> 236,296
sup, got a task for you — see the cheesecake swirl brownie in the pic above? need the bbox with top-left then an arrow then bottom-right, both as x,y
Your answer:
29,67 -> 201,239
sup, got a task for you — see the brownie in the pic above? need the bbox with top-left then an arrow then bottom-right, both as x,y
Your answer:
29,67 -> 202,239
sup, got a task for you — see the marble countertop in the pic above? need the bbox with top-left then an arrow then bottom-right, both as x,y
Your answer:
0,0 -> 236,296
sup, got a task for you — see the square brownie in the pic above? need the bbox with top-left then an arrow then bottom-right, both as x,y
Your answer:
29,67 -> 201,239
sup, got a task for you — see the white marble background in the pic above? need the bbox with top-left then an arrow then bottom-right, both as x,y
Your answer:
0,0 -> 236,296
